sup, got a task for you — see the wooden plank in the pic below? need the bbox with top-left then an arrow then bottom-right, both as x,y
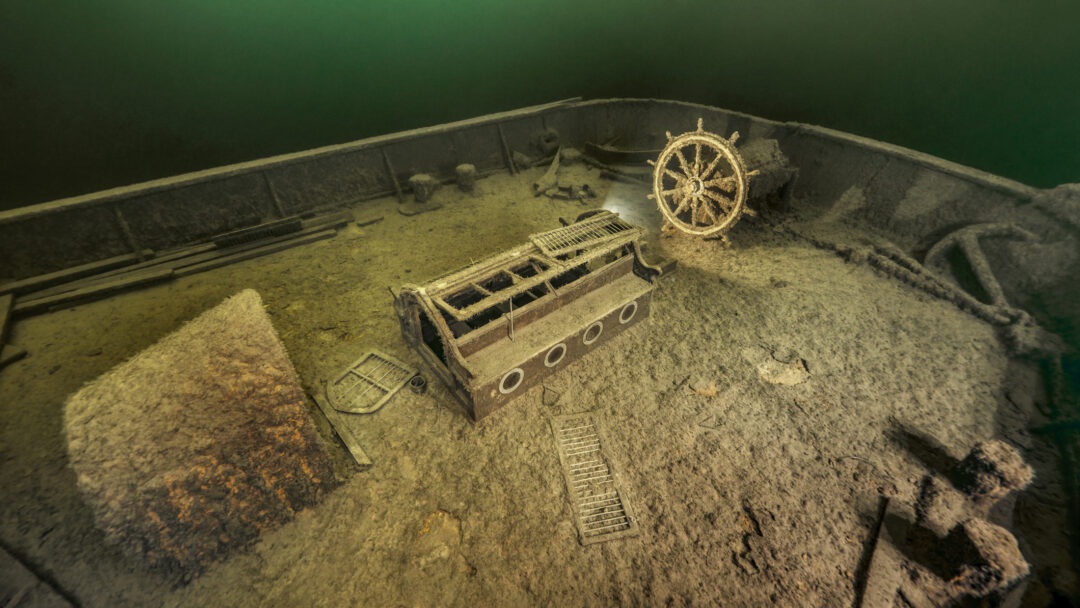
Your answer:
0,545 -> 73,607
0,344 -> 28,370
174,229 -> 337,278
857,498 -> 914,608
310,389 -> 373,468
0,251 -> 147,296
20,211 -> 351,301
497,123 -> 517,175
211,215 -> 302,247
13,268 -> 175,316
381,149 -> 404,204
0,293 -> 12,345
21,243 -> 215,301
263,171 -> 288,217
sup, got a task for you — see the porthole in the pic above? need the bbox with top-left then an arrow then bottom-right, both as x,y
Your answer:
544,343 -> 567,367
619,300 -> 638,324
499,368 -> 525,394
582,321 -> 603,345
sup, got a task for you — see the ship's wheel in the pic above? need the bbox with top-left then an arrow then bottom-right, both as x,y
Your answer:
648,118 -> 757,238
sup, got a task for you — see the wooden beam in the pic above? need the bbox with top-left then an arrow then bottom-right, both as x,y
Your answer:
174,229 -> 337,278
0,344 -> 27,371
17,210 -> 351,302
0,252 -> 148,297
13,268 -> 175,316
381,149 -> 405,204
310,390 -> 373,468
497,123 -> 517,175
262,171 -> 288,217
112,204 -> 147,258
0,293 -> 12,345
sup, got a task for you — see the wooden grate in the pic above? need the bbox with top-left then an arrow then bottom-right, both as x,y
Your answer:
551,413 -> 639,544
529,212 -> 638,257
326,350 -> 415,414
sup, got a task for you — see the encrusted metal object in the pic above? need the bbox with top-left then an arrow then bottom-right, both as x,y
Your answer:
327,350 -> 415,414
648,117 -> 759,238
551,413 -> 639,545
408,374 -> 427,395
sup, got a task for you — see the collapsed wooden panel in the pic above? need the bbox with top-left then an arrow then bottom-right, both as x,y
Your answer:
64,290 -> 340,575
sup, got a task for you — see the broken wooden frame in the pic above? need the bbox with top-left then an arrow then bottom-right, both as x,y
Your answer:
394,210 -> 661,420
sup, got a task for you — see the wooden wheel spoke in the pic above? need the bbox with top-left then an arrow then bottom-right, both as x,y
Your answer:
700,153 -> 723,180
693,142 -> 702,176
704,175 -> 736,193
702,188 -> 735,213
699,197 -> 719,222
674,148 -> 692,177
663,167 -> 686,183
690,195 -> 701,226
671,191 -> 692,215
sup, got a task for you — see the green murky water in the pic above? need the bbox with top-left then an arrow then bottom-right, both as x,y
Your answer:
1,0 -> 1078,208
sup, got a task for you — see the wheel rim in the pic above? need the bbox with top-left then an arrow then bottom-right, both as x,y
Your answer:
650,118 -> 749,237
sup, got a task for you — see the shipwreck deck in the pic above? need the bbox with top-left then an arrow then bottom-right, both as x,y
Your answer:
0,159 -> 1072,606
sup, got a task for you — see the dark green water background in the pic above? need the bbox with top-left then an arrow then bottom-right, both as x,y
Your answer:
1,1 -> 1077,210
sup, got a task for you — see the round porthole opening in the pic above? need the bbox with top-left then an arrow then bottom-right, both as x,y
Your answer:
619,301 -> 638,324
583,321 -> 603,345
544,343 -> 567,367
499,368 -> 525,394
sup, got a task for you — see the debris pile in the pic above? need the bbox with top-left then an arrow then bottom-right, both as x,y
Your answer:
952,440 -> 1035,504
861,439 -> 1035,607
941,519 -> 1030,599
532,148 -> 597,203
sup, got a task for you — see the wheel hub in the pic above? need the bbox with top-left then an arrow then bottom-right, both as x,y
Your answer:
687,177 -> 704,196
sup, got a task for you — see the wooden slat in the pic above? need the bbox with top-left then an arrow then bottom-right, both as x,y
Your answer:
434,232 -> 640,322
22,243 -> 216,301
310,390 -> 373,468
13,268 -> 175,316
0,344 -> 28,371
0,252 -> 148,297
13,215 -> 346,317
18,210 -> 351,302
211,215 -> 302,247
0,293 -> 11,345
174,229 -> 337,278
0,545 -> 74,607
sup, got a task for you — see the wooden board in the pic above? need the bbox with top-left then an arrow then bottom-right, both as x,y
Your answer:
0,344 -> 27,370
0,251 -> 148,297
13,268 -> 175,316
174,229 -> 337,278
18,211 -> 350,302
0,293 -> 12,345
310,389 -> 373,469
20,243 -> 215,301
0,546 -> 73,607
